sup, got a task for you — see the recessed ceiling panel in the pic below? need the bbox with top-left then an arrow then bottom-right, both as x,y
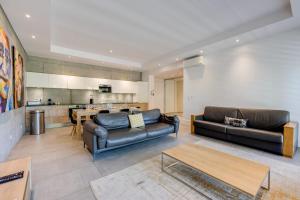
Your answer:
0,0 -> 294,69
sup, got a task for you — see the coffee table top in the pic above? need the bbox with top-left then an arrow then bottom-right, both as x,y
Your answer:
162,144 -> 270,196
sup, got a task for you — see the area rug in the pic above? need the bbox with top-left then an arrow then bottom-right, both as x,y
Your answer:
90,139 -> 300,200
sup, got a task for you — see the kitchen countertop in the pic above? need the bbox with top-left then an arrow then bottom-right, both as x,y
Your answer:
26,102 -> 148,107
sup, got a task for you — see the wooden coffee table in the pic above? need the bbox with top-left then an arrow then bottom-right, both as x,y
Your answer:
162,144 -> 270,199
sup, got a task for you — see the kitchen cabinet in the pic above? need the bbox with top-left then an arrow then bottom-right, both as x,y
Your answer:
68,76 -> 98,90
67,76 -> 87,90
26,72 -> 148,96
48,74 -> 68,89
97,78 -> 112,85
111,80 -> 137,93
85,77 -> 98,90
26,72 -> 49,88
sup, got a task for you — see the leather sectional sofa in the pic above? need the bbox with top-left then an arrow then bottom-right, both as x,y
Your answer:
83,109 -> 180,160
191,106 -> 298,157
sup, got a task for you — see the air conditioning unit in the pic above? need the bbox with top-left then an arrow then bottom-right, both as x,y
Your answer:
183,55 -> 203,68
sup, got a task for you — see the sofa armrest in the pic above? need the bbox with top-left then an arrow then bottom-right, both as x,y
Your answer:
83,120 -> 108,149
191,114 -> 204,134
283,122 -> 298,158
160,114 -> 180,134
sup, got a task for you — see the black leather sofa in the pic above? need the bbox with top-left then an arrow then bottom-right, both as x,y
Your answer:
192,106 -> 298,157
83,109 -> 180,160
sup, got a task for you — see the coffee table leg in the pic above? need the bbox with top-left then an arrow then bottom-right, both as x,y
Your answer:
261,170 -> 270,190
161,153 -> 164,172
267,170 -> 270,190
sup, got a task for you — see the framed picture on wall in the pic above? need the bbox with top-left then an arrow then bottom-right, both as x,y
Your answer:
12,46 -> 24,109
0,27 -> 13,113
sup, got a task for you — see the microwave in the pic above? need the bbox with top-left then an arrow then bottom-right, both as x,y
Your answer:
99,84 -> 112,93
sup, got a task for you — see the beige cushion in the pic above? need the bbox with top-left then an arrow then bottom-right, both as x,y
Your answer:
128,113 -> 145,128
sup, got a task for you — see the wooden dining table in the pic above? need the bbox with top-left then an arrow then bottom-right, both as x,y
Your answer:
72,108 -> 121,137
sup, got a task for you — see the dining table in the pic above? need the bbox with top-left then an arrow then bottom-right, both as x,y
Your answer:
71,107 -> 139,138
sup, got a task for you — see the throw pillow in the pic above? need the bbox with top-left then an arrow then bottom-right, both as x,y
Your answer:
128,113 -> 145,128
224,116 -> 247,128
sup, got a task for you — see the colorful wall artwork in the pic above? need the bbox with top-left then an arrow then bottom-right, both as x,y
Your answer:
0,27 -> 13,113
13,46 -> 24,109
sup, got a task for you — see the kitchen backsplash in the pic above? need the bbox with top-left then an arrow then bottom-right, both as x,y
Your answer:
26,88 -> 134,105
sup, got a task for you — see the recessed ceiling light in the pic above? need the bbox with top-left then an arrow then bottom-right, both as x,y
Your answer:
200,50 -> 204,54
109,50 -> 113,53
158,64 -> 161,66
31,35 -> 36,39
176,58 -> 179,61
235,39 -> 240,43
25,14 -> 31,19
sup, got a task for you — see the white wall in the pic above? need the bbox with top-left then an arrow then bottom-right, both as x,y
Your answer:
184,28 -> 300,146
0,5 -> 27,161
148,76 -> 165,112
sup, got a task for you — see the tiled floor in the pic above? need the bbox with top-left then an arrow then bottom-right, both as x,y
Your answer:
8,121 -> 199,200
8,121 -> 300,200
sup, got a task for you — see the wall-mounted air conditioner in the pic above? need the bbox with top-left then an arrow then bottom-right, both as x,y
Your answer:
183,55 -> 203,68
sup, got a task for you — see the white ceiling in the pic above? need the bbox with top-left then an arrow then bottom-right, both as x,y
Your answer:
1,0 -> 299,71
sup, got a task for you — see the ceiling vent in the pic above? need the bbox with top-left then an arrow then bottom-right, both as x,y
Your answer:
183,55 -> 203,68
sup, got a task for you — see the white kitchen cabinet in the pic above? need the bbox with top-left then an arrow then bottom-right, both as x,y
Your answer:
26,72 -> 49,88
97,78 -> 112,85
26,73 -> 147,96
67,76 -> 98,90
48,74 -> 68,89
111,80 -> 137,93
67,76 -> 87,90
85,78 -> 98,90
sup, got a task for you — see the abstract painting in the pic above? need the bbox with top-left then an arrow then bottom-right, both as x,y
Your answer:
0,27 -> 13,113
13,46 -> 24,109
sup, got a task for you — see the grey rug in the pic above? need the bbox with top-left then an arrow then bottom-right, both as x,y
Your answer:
90,139 -> 300,200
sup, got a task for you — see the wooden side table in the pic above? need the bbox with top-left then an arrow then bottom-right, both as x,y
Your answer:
0,157 -> 32,200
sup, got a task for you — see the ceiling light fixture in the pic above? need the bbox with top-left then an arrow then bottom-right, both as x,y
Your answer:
200,50 -> 204,54
158,64 -> 161,66
176,58 -> 179,61
235,39 -> 240,43
25,14 -> 31,18
109,50 -> 113,53
31,35 -> 36,39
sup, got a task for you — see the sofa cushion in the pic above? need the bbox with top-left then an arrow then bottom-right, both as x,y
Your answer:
145,122 -> 174,138
238,109 -> 289,131
203,106 -> 238,123
224,116 -> 247,128
128,113 -> 145,128
94,112 -> 129,130
141,109 -> 161,125
227,127 -> 283,144
194,120 -> 229,133
106,128 -> 147,147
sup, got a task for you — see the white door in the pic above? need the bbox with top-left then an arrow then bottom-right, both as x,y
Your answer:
164,79 -> 176,113
164,78 -> 183,114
